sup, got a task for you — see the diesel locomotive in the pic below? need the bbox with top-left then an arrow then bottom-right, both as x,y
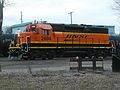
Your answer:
8,23 -> 112,60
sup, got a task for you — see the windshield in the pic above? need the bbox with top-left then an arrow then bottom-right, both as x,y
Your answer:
31,28 -> 37,32
12,26 -> 26,34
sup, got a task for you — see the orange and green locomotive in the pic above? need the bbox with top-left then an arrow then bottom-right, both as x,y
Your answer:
8,23 -> 112,60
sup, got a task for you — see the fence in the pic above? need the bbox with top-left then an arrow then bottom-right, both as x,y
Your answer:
70,56 -> 104,72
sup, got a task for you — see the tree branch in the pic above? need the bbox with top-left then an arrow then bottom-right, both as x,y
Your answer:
113,0 -> 120,11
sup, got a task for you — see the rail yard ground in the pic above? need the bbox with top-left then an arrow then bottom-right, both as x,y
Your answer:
0,57 -> 120,90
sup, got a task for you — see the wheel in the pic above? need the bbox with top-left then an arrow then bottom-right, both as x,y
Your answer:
47,50 -> 55,59
48,55 -> 54,59
41,55 -> 47,60
29,52 -> 35,60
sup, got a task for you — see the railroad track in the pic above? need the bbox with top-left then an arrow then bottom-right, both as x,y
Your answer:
0,57 -> 112,72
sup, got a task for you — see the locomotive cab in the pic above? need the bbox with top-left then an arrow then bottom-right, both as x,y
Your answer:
19,24 -> 53,49
19,24 -> 53,43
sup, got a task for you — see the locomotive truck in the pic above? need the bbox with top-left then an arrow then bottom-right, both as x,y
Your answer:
8,23 -> 112,60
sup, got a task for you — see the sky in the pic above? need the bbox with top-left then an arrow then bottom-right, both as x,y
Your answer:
2,0 -> 119,33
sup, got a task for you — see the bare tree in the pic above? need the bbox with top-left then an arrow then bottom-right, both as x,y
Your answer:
113,0 -> 120,34
0,0 -> 13,34
113,0 -> 120,11
0,0 -> 4,34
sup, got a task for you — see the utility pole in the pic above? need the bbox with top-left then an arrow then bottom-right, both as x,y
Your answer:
20,11 -> 23,24
68,11 -> 74,24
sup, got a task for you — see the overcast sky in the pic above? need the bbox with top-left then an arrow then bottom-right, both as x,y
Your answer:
2,0 -> 119,33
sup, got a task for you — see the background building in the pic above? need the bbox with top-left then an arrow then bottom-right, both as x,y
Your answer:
95,25 -> 115,36
4,22 -> 32,34
105,26 -> 115,36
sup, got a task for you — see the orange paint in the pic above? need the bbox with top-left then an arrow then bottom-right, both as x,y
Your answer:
16,24 -> 109,45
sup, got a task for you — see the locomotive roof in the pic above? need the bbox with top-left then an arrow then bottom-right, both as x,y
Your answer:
50,23 -> 108,34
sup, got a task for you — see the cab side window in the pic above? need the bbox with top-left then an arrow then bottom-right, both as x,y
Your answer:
43,29 -> 49,35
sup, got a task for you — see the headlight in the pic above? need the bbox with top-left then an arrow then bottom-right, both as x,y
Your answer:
18,33 -> 20,37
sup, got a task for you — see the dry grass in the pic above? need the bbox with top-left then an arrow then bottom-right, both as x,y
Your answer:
0,70 -> 120,90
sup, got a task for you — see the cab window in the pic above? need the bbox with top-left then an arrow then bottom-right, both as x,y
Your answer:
30,25 -> 37,32
31,28 -> 37,32
43,29 -> 49,35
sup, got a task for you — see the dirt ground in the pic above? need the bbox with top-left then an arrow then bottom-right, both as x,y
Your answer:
0,57 -> 119,90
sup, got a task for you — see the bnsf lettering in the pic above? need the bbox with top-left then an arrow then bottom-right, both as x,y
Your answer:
66,34 -> 88,38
